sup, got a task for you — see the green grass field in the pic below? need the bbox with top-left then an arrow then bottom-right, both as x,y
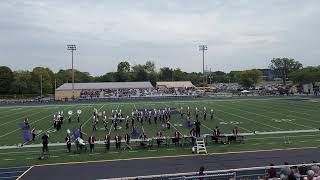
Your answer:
0,97 -> 319,167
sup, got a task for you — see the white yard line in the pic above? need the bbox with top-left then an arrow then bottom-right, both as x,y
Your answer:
0,108 -> 51,127
245,102 -> 319,124
0,110 -> 63,138
220,103 -> 314,129
82,104 -> 105,126
213,106 -> 283,131
0,107 -> 35,119
192,101 -> 252,133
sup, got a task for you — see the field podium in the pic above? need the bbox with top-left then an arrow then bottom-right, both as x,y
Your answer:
196,137 -> 207,154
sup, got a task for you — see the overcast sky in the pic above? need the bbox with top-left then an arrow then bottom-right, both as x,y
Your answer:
0,0 -> 319,76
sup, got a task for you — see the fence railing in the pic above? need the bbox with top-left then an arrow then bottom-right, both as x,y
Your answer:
104,163 -> 320,180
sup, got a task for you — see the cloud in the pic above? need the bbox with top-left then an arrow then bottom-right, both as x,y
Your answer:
0,0 -> 319,75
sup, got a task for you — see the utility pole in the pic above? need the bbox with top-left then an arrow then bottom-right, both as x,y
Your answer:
54,78 -> 57,100
199,45 -> 208,86
40,74 -> 43,98
67,44 -> 77,99
209,68 -> 212,85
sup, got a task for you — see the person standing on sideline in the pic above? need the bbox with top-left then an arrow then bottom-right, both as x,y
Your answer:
31,128 -> 36,141
65,134 -> 72,153
195,119 -> 201,137
77,113 -> 80,123
41,133 -> 49,154
115,134 -> 122,150
88,134 -> 96,152
104,132 -> 111,152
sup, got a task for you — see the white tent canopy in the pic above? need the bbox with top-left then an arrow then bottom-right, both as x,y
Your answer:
241,90 -> 250,93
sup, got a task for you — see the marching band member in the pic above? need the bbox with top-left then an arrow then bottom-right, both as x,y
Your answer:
173,131 -> 182,145
190,127 -> 196,137
233,127 -> 239,136
168,108 -> 171,119
77,112 -> 80,123
195,119 -> 201,137
125,116 -> 129,129
156,130 -> 164,147
144,109 -> 148,122
68,115 -> 72,123
210,109 -> 214,120
53,115 -> 56,128
148,111 -> 152,124
180,107 -> 184,119
166,120 -> 171,130
103,115 -> 108,131
114,120 -> 118,131
212,126 -> 221,143
88,134 -> 96,152
41,133 -> 49,153
115,134 -> 122,150
131,116 -> 135,129
104,132 -> 111,151
65,134 -> 72,153
31,128 -> 36,141
24,118 -> 30,129
124,133 -> 131,145
79,124 -> 84,139
60,112 -> 64,124
195,107 -> 199,120
231,127 -> 239,141
154,110 -> 158,124
92,116 -> 98,131
140,132 -> 148,148
203,107 -> 207,121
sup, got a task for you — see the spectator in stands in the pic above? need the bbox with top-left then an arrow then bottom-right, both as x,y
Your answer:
280,162 -> 292,178
299,162 -> 309,176
291,166 -> 301,180
267,163 -> 277,179
198,166 -> 206,180
305,170 -> 315,180
312,161 -> 320,176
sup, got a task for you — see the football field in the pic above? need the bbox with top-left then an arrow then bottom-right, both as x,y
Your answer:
0,97 -> 319,168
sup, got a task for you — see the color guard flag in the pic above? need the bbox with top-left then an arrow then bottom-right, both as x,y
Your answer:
131,129 -> 140,137
23,130 -> 30,141
184,120 -> 193,128
73,129 -> 80,138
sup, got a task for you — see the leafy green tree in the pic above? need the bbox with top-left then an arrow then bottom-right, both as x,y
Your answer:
228,71 -> 241,83
31,67 -> 54,94
117,61 -> 130,72
95,72 -> 116,82
132,64 -> 148,81
145,61 -> 155,73
187,72 -> 203,86
289,66 -> 320,86
269,58 -> 303,85
159,67 -> 173,81
0,66 -> 13,94
172,68 -> 187,81
10,70 -> 32,95
238,69 -> 263,88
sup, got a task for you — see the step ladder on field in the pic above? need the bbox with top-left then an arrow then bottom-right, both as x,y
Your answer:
196,137 -> 207,154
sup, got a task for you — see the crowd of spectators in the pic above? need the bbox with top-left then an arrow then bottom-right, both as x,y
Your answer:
210,83 -> 320,97
79,87 -> 197,99
267,162 -> 320,180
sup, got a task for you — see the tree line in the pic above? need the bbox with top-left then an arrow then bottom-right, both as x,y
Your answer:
0,58 -> 319,96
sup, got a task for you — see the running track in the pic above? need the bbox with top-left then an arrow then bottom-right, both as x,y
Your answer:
18,147 -> 320,180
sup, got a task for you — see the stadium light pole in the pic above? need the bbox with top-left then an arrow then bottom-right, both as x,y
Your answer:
199,45 -> 208,86
67,44 -> 76,99
40,74 -> 43,98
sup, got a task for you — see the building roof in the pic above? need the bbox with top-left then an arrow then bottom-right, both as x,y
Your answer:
156,81 -> 195,88
56,82 -> 153,90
